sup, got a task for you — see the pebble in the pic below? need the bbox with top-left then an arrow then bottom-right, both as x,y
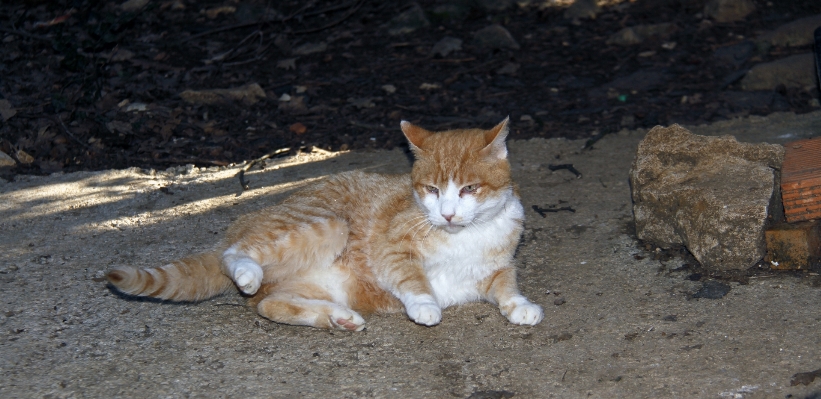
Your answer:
703,0 -> 756,23
384,3 -> 430,36
430,36 -> 462,58
473,25 -> 520,51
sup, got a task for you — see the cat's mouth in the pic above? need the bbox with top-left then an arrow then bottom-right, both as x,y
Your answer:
441,221 -> 466,233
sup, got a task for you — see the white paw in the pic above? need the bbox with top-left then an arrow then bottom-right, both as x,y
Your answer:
233,263 -> 262,295
506,300 -> 544,326
329,308 -> 366,332
403,294 -> 442,326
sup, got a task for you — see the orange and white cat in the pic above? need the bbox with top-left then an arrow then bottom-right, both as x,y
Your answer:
107,118 -> 543,331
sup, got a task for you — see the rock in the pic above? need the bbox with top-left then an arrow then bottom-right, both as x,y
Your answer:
740,53 -> 816,91
630,125 -> 784,271
496,62 -> 520,76
385,3 -> 430,36
703,0 -> 756,23
179,83 -> 267,106
292,42 -> 327,56
473,25 -> 520,51
564,0 -> 600,20
430,36 -> 462,57
0,150 -> 15,167
606,23 -> 678,46
713,41 -> 755,68
606,28 -> 643,46
757,14 -> 821,48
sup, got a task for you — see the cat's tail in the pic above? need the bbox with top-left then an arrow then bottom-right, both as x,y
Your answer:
106,251 -> 234,301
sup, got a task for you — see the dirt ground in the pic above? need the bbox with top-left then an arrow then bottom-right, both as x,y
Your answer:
1,0 -> 820,178
1,110 -> 820,398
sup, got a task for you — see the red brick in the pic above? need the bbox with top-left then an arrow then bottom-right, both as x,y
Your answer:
781,137 -> 821,223
765,221 -> 821,270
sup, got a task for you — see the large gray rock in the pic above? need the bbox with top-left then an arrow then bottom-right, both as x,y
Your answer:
630,125 -> 784,271
757,14 -> 821,48
740,53 -> 816,91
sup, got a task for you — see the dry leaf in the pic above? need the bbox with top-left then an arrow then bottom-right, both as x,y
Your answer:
205,6 -> 236,19
16,149 -> 34,164
0,150 -> 15,167
289,122 -> 307,135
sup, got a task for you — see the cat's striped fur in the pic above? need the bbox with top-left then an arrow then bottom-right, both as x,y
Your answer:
107,118 -> 544,330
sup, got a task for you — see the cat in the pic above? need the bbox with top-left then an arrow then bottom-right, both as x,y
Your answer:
106,117 -> 544,331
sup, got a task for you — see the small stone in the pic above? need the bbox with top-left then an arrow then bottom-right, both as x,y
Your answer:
757,14 -> 821,48
430,36 -> 462,57
278,93 -> 291,102
292,42 -> 327,56
347,97 -> 376,109
606,27 -> 643,46
740,53 -> 816,91
553,297 -> 566,306
277,58 -> 297,70
630,125 -> 784,270
704,0 -> 756,23
496,62 -> 520,76
606,23 -> 678,46
473,24 -> 520,51
381,84 -> 397,94
419,83 -> 441,90
123,102 -> 147,112
106,121 -> 133,134
384,3 -> 430,36
563,0 -> 600,20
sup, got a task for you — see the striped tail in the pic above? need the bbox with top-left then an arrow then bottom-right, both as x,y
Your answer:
107,251 -> 234,301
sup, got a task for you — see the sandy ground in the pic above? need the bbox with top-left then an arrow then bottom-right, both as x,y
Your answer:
1,111 -> 820,399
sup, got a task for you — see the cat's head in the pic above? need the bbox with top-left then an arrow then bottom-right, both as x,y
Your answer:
401,117 -> 516,233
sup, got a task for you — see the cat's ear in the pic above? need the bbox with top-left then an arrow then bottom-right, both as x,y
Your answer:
401,120 -> 432,153
480,117 -> 510,160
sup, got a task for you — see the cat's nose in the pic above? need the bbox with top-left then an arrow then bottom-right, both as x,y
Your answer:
442,213 -> 454,222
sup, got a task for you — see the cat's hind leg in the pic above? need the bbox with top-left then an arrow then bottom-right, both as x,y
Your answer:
222,212 -> 350,296
253,284 -> 366,331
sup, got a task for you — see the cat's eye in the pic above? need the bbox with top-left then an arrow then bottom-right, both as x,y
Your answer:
425,185 -> 439,194
461,184 -> 479,194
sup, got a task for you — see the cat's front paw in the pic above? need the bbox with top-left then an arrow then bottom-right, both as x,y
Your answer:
503,297 -> 544,326
232,263 -> 263,295
403,294 -> 442,326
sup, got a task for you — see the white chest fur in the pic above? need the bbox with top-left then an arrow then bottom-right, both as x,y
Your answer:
422,197 -> 524,307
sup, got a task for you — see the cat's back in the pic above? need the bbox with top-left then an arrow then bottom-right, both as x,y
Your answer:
291,170 -> 413,222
